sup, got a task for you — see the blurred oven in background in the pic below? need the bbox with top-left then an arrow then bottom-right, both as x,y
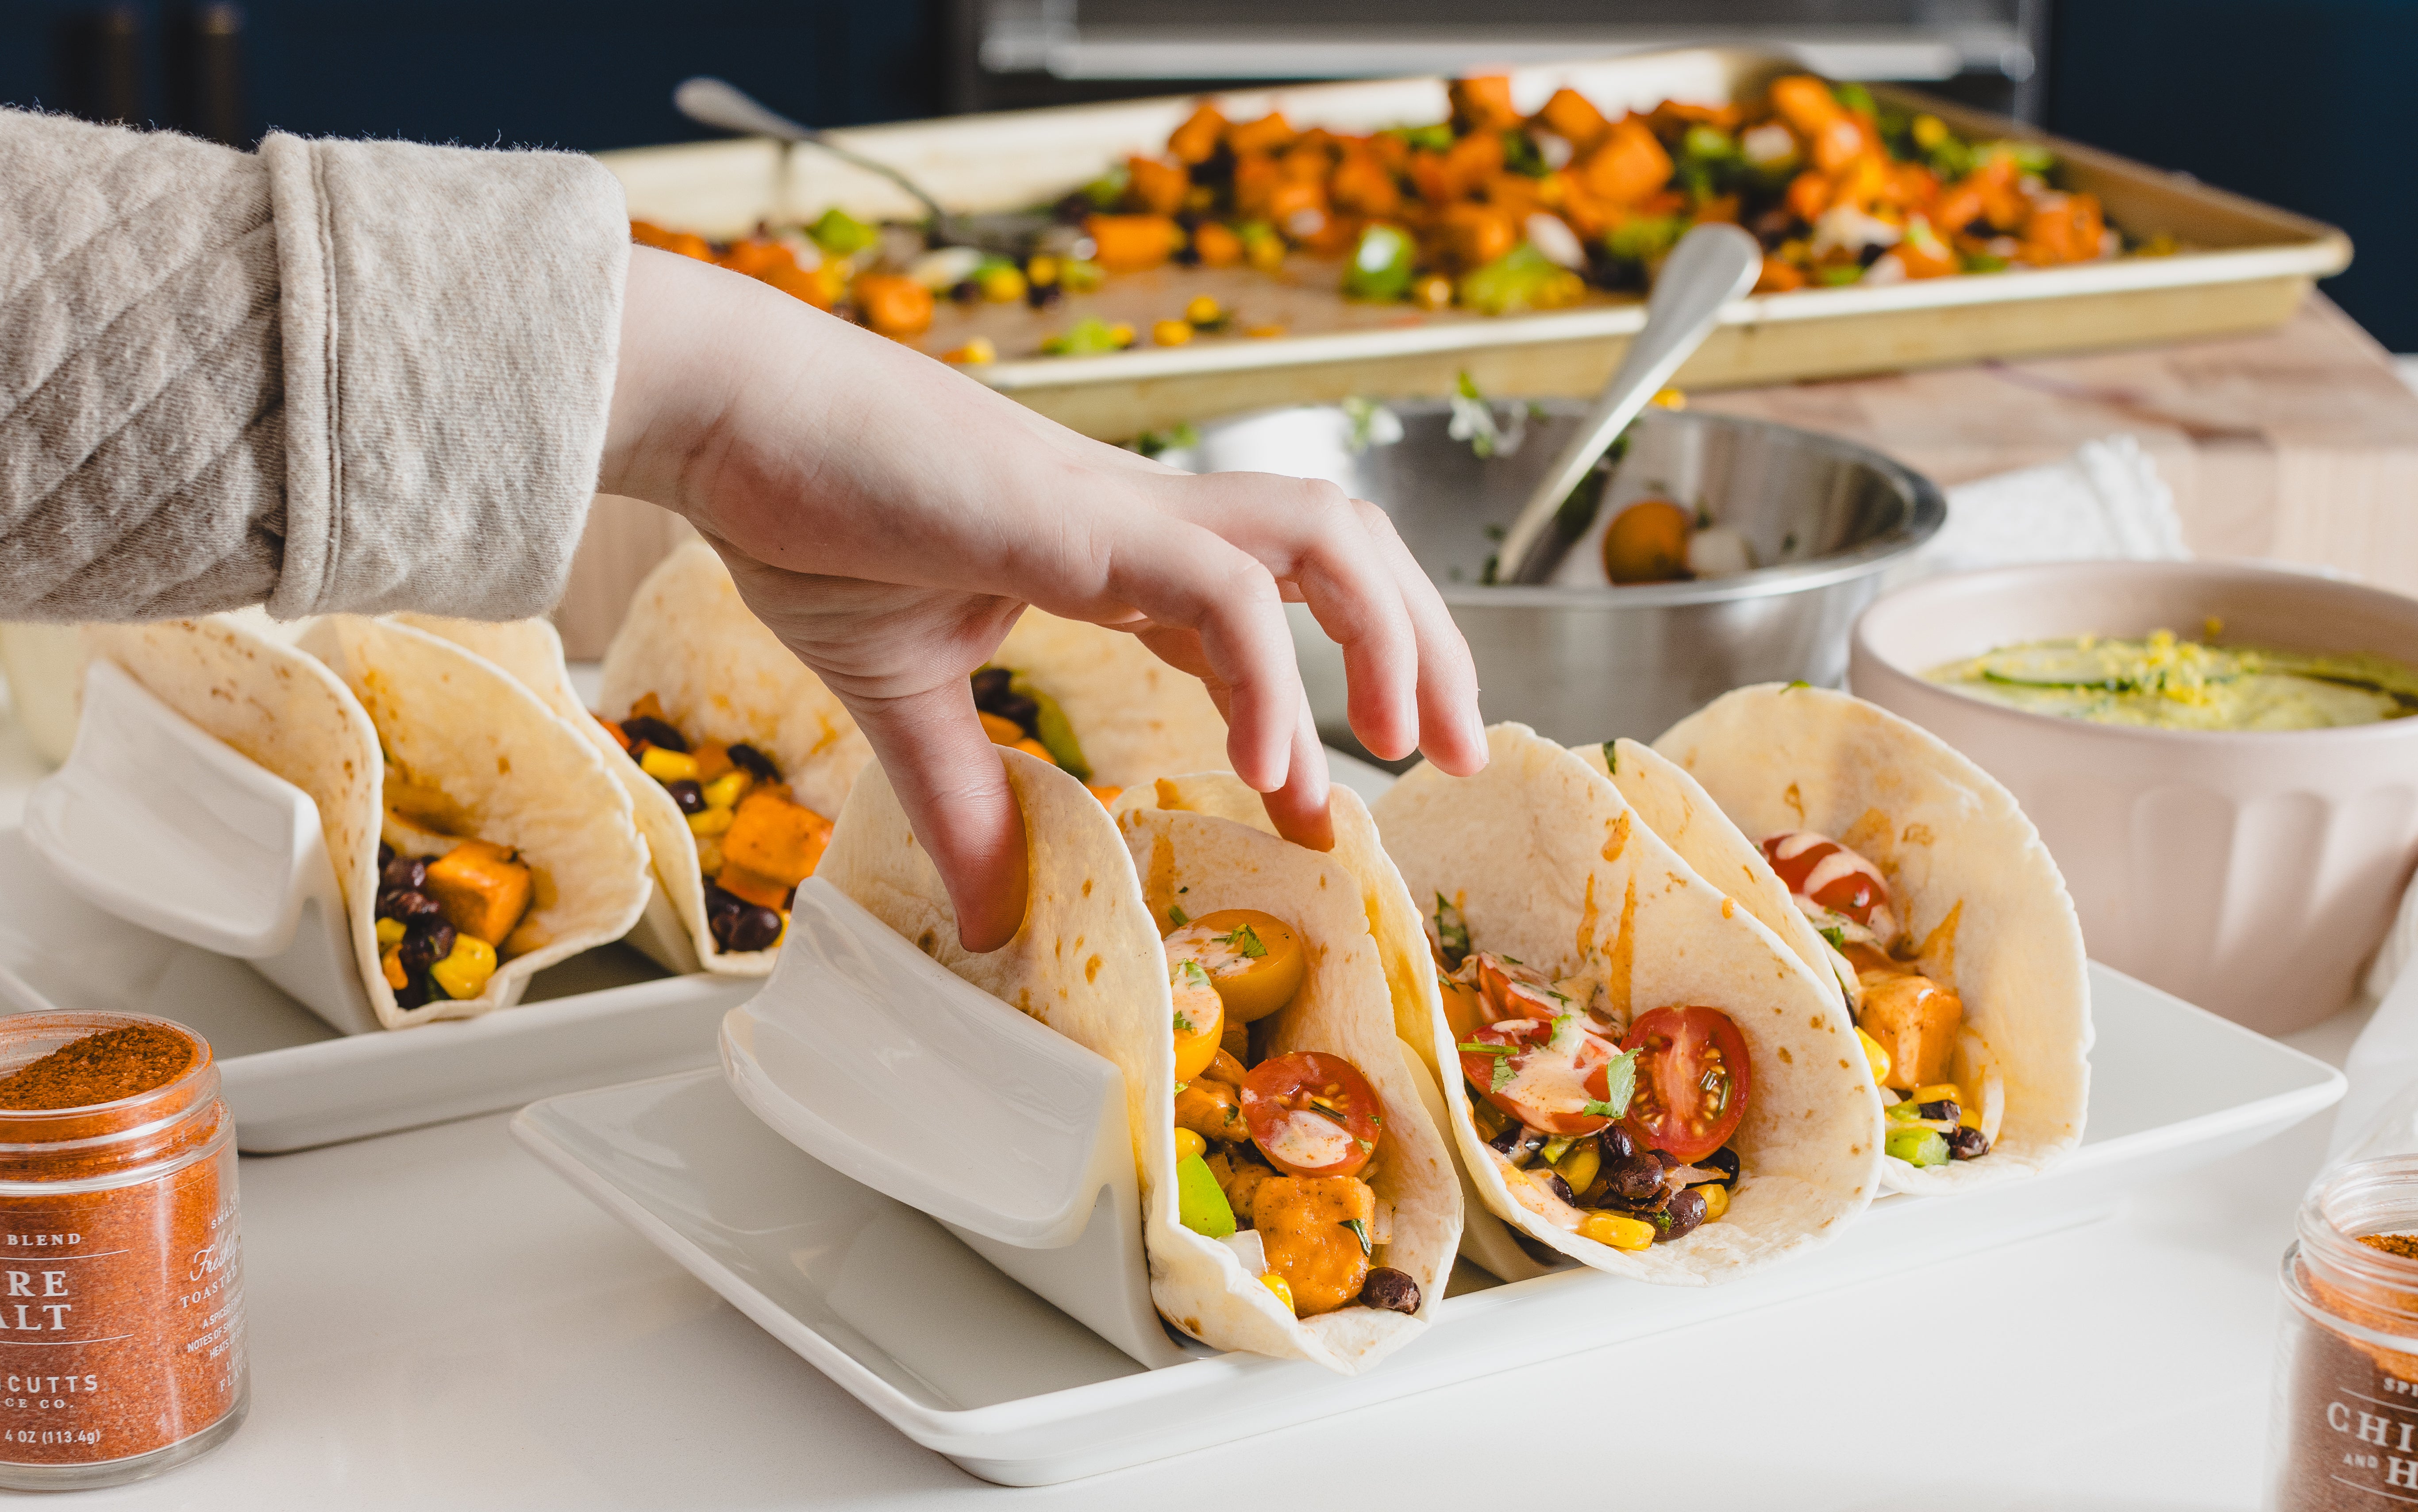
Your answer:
947,0 -> 2050,118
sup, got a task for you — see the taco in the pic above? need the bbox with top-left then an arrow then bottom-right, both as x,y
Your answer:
1371,723 -> 1882,1285
595,543 -> 1230,971
820,752 -> 1458,1373
87,615 -> 650,1027
1648,685 -> 2091,1193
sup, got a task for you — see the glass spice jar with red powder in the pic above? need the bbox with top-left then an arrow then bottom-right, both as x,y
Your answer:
0,1012 -> 246,1490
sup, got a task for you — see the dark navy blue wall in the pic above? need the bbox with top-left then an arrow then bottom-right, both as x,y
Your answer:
2049,0 -> 2418,350
0,0 -> 940,150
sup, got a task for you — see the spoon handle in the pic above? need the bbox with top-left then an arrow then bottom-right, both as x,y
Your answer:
674,76 -> 954,232
1495,223 -> 1763,585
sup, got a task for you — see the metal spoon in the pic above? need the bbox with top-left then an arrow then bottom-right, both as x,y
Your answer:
1492,223 -> 1765,585
672,77 -> 1046,256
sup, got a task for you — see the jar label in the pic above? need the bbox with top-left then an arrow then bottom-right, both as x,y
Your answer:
0,1162 -> 245,1466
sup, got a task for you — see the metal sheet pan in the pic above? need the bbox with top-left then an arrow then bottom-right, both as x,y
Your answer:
600,48 -> 2350,439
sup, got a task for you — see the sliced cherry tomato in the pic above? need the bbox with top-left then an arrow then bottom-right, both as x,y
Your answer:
1760,832 -> 1889,927
1241,1051 -> 1382,1177
1441,975 -> 1488,1047
1459,1016 -> 1618,1137
1473,953 -> 1564,1022
1170,960 -> 1224,1083
1620,1006 -> 1752,1163
1167,909 -> 1307,1023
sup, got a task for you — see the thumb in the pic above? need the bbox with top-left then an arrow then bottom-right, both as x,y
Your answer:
838,682 -> 1029,953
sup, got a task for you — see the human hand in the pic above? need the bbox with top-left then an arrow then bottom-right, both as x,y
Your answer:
602,246 -> 1486,950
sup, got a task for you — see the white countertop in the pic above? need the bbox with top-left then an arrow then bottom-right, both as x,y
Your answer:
0,689 -> 2354,1510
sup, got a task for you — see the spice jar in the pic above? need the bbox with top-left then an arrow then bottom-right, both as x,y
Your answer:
0,1012 -> 245,1490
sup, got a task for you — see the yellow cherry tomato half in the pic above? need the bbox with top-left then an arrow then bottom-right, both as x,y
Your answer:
1171,959 -> 1225,1082
1166,909 -> 1306,1023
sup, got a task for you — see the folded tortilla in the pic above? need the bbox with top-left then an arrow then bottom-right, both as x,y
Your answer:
1650,685 -> 2092,1194
89,615 -> 650,1027
991,612 -> 1231,789
820,753 -> 1457,1373
1371,723 -> 1883,1285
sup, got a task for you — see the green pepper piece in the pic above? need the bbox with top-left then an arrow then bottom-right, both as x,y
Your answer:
1177,1153 -> 1236,1237
809,207 -> 878,257
1886,1128 -> 1951,1167
1456,242 -> 1585,316
1343,223 -> 1417,301
1011,674 -> 1092,780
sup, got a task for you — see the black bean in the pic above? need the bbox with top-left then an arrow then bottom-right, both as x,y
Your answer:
1358,1267 -> 1421,1315
1856,241 -> 1887,268
726,743 -> 781,784
1698,1147 -> 1742,1187
1656,1186 -> 1708,1243
702,883 -> 745,919
377,889 -> 443,923
1486,1121 -> 1527,1154
665,779 -> 705,815
377,842 -> 394,868
1917,1099 -> 1961,1123
1603,1147 -> 1667,1204
1946,1126 -> 1991,1161
1597,1125 -> 1637,1161
397,919 -> 456,974
620,715 -> 687,753
1026,281 -> 1063,309
949,279 -> 982,304
713,903 -> 784,953
381,855 -> 429,894
393,973 -> 430,1011
1540,1171 -> 1577,1206
969,666 -> 1013,705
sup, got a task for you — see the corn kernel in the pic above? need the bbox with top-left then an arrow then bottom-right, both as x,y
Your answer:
1185,295 -> 1222,326
1152,319 -> 1194,347
1246,236 -> 1285,273
978,265 -> 1028,302
1106,322 -> 1136,347
429,933 -> 498,1000
1026,255 -> 1060,287
1245,323 -> 1287,339
943,338 -> 997,365
1412,273 -> 1454,310
375,916 -> 408,948
1260,1272 -> 1296,1313
1856,1027 -> 1891,1084
1911,113 -> 1948,151
1174,1127 -> 1207,1162
1910,1083 -> 1964,1107
640,746 -> 700,782
1650,387 -> 1687,410
1699,1182 -> 1730,1222
702,770 -> 752,810
1578,1212 -> 1657,1251
380,946 -> 408,991
688,807 -> 734,837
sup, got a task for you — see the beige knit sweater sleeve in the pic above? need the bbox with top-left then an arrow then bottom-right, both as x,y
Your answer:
0,109 -> 630,623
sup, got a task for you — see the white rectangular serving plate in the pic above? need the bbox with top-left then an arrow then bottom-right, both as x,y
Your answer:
513,961 -> 2342,1487
0,827 -> 756,1151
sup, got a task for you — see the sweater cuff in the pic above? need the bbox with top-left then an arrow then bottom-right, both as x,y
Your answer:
261,134 -> 628,621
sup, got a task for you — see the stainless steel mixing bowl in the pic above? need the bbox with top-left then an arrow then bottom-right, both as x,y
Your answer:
1163,400 -> 1946,757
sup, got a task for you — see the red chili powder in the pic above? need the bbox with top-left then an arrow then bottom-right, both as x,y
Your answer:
0,1026 -> 195,1111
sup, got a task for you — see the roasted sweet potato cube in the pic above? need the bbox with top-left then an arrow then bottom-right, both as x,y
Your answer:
424,839 -> 532,947
722,790 -> 832,886
1448,75 -> 1520,134
1254,1177 -> 1375,1316
1175,1079 -> 1247,1145
1575,118 -> 1673,206
1539,86 -> 1610,150
1858,970 -> 1964,1091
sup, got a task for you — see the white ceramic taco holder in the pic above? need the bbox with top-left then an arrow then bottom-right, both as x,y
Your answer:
19,659 -> 481,1037
719,877 -> 1204,1369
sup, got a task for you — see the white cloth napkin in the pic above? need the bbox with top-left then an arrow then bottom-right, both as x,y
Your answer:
1885,433 -> 2189,588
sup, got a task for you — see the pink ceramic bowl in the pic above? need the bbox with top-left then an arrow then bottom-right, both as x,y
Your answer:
1849,561 -> 2418,1035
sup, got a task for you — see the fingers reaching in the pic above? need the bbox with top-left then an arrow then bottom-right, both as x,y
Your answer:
841,680 -> 1031,953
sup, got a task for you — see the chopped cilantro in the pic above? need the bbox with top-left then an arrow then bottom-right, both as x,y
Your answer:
1819,924 -> 1846,950
1432,893 -> 1471,970
1786,679 -> 1810,690
1169,905 -> 1189,927
1341,1217 -> 1373,1256
1174,1011 -> 1197,1035
1217,923 -> 1268,960
1490,1054 -> 1519,1093
1458,1041 -> 1512,1055
1580,1048 -> 1640,1120
1602,740 -> 1617,773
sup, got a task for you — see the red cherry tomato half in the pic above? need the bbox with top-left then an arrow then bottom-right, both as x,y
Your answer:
1459,1016 -> 1618,1137
1241,1051 -> 1382,1178
1620,1006 -> 1752,1164
1760,832 -> 1889,928
1474,954 -> 1563,1022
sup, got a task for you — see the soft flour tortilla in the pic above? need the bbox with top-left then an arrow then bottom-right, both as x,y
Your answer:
1582,738 -> 1862,1012
1371,723 -> 1883,1285
993,613 -> 1230,788
1652,685 -> 2092,1195
820,751 -> 1456,1373
400,614 -> 743,977
90,616 -> 651,1027
599,540 -> 872,826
